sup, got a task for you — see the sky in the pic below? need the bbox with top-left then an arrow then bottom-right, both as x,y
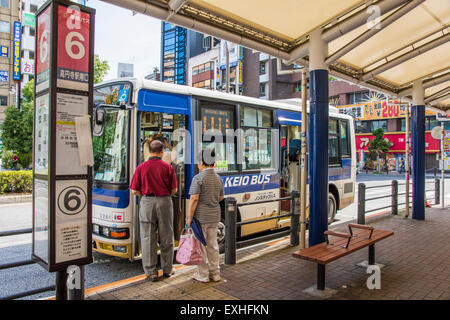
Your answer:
86,0 -> 162,81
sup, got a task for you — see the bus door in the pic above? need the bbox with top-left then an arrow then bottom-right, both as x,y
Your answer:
278,110 -> 303,216
138,111 -> 188,243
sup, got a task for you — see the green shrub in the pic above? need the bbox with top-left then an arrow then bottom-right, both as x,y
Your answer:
0,150 -> 14,169
18,152 -> 32,169
0,170 -> 33,193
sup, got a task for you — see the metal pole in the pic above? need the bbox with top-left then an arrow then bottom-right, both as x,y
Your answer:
435,178 -> 440,205
441,122 -> 445,209
392,180 -> 398,215
55,269 -> 68,300
67,266 -> 85,300
290,190 -> 300,246
405,104 -> 410,218
224,197 -> 237,265
225,41 -> 230,93
358,183 -> 366,224
300,68 -> 308,249
368,244 -> 375,265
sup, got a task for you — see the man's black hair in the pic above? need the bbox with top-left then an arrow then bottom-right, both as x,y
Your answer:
149,140 -> 164,153
200,149 -> 215,167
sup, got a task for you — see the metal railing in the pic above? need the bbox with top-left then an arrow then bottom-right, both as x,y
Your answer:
0,228 -> 56,300
357,179 -> 440,224
223,190 -> 300,265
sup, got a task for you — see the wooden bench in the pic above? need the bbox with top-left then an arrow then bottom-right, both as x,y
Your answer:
292,224 -> 394,290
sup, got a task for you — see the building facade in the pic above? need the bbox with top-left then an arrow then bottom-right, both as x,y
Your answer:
160,21 -> 208,85
0,0 -> 20,122
338,101 -> 441,170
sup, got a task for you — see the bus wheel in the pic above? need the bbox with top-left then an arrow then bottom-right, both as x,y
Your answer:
328,193 -> 337,225
217,219 -> 226,253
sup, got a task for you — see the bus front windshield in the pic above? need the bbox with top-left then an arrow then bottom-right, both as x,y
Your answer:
93,108 -> 129,184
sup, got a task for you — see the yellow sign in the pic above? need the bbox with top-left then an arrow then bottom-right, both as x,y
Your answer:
337,101 -> 436,120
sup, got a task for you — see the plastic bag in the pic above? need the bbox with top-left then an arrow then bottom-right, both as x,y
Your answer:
176,228 -> 204,265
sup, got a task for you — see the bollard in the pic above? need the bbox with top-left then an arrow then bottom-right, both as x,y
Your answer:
435,178 -> 440,205
290,190 -> 300,246
358,183 -> 366,225
391,180 -> 398,215
224,197 -> 237,265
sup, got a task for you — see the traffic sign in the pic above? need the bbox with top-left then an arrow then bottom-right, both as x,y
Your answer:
436,111 -> 450,122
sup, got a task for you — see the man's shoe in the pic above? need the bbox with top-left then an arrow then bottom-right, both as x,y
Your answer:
209,274 -> 221,282
146,274 -> 159,282
163,269 -> 176,278
193,273 -> 209,283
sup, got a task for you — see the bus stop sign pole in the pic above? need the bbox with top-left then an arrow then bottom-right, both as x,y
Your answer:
32,0 -> 95,300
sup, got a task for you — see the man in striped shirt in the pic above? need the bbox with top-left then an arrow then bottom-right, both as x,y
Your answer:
186,149 -> 225,282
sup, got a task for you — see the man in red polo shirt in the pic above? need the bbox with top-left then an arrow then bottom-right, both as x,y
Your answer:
130,140 -> 177,281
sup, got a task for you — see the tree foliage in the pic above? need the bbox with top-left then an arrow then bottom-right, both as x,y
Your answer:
0,54 -> 109,168
94,54 -> 110,84
368,128 -> 393,171
0,80 -> 34,168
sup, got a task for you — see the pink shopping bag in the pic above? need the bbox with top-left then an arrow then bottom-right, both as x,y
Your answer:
176,228 -> 204,265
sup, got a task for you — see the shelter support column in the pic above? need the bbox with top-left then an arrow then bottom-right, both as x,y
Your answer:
411,80 -> 425,220
308,29 -> 329,246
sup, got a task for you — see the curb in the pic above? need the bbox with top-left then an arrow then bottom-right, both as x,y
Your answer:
0,195 -> 32,204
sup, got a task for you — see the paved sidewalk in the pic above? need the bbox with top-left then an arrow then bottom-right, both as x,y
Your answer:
86,206 -> 450,300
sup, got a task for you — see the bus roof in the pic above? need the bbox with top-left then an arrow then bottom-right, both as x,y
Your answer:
98,77 -> 350,119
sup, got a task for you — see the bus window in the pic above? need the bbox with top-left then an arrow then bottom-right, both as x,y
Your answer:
340,120 -> 350,158
200,104 -> 236,172
241,106 -> 275,171
93,109 -> 129,183
329,118 -> 340,166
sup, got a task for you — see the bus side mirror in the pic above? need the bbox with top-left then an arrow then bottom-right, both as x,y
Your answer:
93,107 -> 106,137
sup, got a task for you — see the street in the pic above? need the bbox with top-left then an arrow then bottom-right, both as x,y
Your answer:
334,173 -> 450,225
0,203 -> 143,300
1,174 -> 449,299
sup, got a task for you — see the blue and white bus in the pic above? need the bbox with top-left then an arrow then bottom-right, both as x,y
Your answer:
91,78 -> 356,261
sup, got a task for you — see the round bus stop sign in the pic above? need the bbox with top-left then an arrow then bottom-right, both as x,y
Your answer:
57,186 -> 87,216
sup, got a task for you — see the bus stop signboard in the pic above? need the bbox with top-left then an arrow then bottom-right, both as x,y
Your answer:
32,0 -> 95,272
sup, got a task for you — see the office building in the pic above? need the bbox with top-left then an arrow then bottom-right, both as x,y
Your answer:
0,0 -> 20,122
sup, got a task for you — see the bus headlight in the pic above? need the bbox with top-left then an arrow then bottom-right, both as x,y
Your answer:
93,225 -> 129,239
102,227 -> 110,238
113,245 -> 127,253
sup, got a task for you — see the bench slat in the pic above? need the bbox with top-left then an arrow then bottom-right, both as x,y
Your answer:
313,234 -> 372,261
300,233 -> 372,263
292,229 -> 394,264
298,229 -> 369,257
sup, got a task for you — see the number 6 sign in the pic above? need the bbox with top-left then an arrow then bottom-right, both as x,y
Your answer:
36,6 -> 51,93
57,4 -> 91,91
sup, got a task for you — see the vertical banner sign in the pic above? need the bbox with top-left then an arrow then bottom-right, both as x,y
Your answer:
36,6 -> 51,93
32,0 -> 95,272
13,21 -> 21,81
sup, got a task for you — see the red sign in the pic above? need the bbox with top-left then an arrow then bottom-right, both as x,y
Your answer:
57,5 -> 90,91
36,5 -> 51,91
356,132 -> 441,154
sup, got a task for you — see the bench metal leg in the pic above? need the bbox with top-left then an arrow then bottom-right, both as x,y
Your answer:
369,244 -> 375,265
317,264 -> 325,290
